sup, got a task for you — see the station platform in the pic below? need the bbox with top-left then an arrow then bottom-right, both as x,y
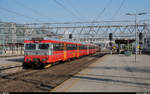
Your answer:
0,56 -> 23,69
51,54 -> 150,92
0,54 -> 23,58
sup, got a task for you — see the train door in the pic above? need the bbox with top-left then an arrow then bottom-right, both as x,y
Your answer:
87,45 -> 89,55
77,44 -> 80,58
49,43 -> 53,56
64,43 -> 67,61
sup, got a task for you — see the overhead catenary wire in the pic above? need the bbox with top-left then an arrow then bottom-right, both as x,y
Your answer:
12,0 -> 52,20
52,0 -> 81,21
23,20 -> 134,27
111,0 -> 125,20
89,0 -> 113,35
62,0 -> 84,20
86,0 -> 113,38
0,9 -> 22,22
0,6 -> 43,22
93,0 -> 112,22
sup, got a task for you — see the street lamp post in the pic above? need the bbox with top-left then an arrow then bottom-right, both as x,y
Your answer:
126,12 -> 147,62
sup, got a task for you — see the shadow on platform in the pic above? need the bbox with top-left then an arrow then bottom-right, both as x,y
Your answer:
87,66 -> 150,74
6,58 -> 24,63
77,73 -> 150,81
142,51 -> 150,55
72,75 -> 150,87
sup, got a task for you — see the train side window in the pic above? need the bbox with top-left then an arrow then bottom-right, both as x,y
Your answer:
84,45 -> 86,49
79,45 -> 82,50
89,46 -> 91,49
85,45 -> 87,49
81,45 -> 83,49
53,43 -> 56,51
79,45 -> 81,50
66,44 -> 68,50
59,43 -> 64,51
75,45 -> 77,50
67,44 -> 69,50
79,45 -> 81,49
60,43 -> 64,51
72,44 -> 74,50
77,45 -> 79,49
67,44 -> 72,50
55,44 -> 59,51
72,44 -> 75,50
53,43 -> 64,51
69,44 -> 72,50
73,44 -> 77,50
70,44 -> 72,50
82,45 -> 84,49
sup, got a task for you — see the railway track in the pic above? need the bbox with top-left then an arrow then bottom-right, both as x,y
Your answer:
0,65 -> 22,71
0,65 -> 22,77
0,52 -> 106,92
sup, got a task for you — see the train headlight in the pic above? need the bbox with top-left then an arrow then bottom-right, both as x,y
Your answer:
26,58 -> 31,62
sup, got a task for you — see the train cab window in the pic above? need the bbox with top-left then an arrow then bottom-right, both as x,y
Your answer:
25,44 -> 36,50
39,44 -> 49,50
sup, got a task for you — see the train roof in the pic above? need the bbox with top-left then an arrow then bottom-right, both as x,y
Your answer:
25,37 -> 97,46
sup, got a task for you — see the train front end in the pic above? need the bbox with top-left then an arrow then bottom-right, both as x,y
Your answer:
24,38 -> 52,68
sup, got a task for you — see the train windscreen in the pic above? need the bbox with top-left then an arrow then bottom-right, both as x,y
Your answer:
25,44 -> 36,50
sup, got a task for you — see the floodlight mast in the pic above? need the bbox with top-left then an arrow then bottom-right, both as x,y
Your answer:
126,12 -> 147,62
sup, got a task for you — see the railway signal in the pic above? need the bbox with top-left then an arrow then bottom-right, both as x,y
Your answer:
109,33 -> 113,41
69,34 -> 72,39
139,32 -> 143,41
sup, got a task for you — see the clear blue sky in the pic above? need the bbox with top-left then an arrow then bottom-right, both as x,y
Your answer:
0,0 -> 150,24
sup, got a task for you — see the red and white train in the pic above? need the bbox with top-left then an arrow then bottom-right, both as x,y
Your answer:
24,37 -> 100,68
